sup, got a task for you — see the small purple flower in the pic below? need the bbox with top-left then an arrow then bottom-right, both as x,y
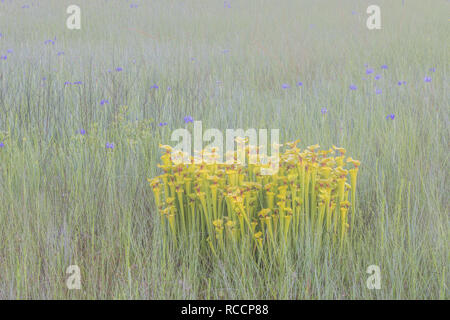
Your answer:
167,86 -> 172,91
381,65 -> 388,69
386,114 -> 395,120
297,81 -> 303,86
150,84 -> 159,89
184,116 -> 194,124
64,81 -> 72,86
429,67 -> 436,73
73,81 -> 82,85
424,76 -> 431,83
366,68 -> 374,75
130,4 -> 138,8
0,55 -> 7,60
100,99 -> 109,105
57,51 -> 64,56
282,84 -> 290,89
6,49 -> 13,53
115,67 -> 123,72
0,141 -> 4,148
106,142 -> 115,149
375,89 -> 382,95
374,74 -> 381,80
44,39 -> 55,45
349,84 -> 357,90
397,81 -> 402,86
321,107 -> 327,115
159,122 -> 168,127
79,129 -> 86,135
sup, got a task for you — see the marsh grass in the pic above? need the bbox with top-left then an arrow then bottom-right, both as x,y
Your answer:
0,0 -> 447,299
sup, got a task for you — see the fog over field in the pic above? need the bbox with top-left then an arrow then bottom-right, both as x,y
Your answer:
0,0 -> 447,299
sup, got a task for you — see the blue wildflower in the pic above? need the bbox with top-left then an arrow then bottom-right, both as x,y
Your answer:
115,67 -> 123,72
386,114 -> 395,120
374,74 -> 381,80
0,141 -> 4,148
375,89 -> 382,95
381,65 -> 388,69
424,76 -> 431,83
79,129 -> 86,135
366,68 -> 374,75
349,84 -> 357,90
100,99 -> 109,105
106,142 -> 115,149
184,116 -> 194,124
282,84 -> 290,89
0,55 -> 6,60
321,107 -> 327,115
429,67 -> 436,73
151,84 -> 159,89
297,82 -> 303,86
159,122 -> 168,127
73,81 -> 82,85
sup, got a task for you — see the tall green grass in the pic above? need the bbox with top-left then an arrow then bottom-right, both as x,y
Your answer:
0,0 -> 447,299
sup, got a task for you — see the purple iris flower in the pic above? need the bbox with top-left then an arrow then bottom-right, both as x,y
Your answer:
297,82 -> 303,86
150,84 -> 159,89
64,81 -> 72,86
184,116 -> 194,124
429,67 -> 435,73
321,107 -> 327,115
424,76 -> 431,83
0,141 -> 4,148
115,67 -> 123,72
57,51 -> 64,56
386,114 -> 395,120
375,89 -> 382,95
79,129 -> 86,135
100,99 -> 109,105
381,65 -> 388,69
366,68 -> 374,75
349,84 -> 357,90
282,84 -> 290,89
73,81 -> 82,85
374,74 -> 381,80
0,55 -> 6,60
159,122 -> 168,127
106,142 -> 115,149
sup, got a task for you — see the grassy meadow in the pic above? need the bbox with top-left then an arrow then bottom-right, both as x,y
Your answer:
0,0 -> 448,299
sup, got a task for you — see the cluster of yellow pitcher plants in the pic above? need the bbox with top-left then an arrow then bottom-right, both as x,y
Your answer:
149,139 -> 360,258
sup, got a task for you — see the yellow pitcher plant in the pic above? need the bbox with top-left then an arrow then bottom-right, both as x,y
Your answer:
149,140 -> 360,258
